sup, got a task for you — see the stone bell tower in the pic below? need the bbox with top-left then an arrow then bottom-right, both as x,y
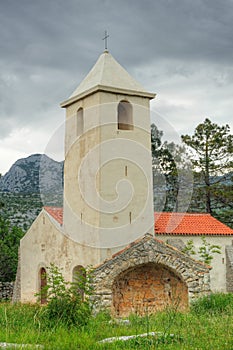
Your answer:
60,50 -> 155,263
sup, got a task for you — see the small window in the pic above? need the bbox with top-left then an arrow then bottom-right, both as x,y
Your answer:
77,108 -> 84,136
118,101 -> 133,130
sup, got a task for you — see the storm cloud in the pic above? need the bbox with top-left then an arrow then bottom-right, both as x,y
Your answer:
0,0 -> 233,173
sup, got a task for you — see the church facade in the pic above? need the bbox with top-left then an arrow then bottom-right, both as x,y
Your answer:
15,51 -> 233,316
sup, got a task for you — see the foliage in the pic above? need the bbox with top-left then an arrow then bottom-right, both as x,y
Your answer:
151,121 -> 233,227
0,295 -> 233,349
182,239 -> 196,256
151,124 -> 192,212
0,191 -> 62,231
113,333 -> 183,348
181,118 -> 233,215
0,216 -> 24,282
182,237 -> 221,265
198,237 -> 221,265
191,292 -> 233,315
37,264 -> 93,328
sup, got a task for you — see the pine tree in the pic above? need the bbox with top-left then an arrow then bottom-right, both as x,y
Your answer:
181,118 -> 233,222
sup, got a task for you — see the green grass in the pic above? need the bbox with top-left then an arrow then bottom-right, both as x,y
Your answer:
0,293 -> 233,349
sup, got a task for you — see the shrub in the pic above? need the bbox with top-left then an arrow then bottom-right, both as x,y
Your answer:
37,264 -> 93,327
182,237 -> 221,265
191,293 -> 233,315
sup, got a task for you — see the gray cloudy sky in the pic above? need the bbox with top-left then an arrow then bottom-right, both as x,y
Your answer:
0,0 -> 233,174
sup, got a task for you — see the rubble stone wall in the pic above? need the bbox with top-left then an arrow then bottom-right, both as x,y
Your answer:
0,282 -> 14,300
92,235 -> 211,317
226,244 -> 233,292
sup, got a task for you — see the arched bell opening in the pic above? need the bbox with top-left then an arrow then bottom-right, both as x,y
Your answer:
117,100 -> 133,130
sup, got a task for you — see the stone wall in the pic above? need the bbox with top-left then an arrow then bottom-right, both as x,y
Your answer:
226,243 -> 233,292
0,282 -> 14,300
92,234 -> 211,317
12,248 -> 21,302
112,262 -> 188,317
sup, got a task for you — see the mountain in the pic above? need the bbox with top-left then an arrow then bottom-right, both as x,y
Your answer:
0,154 -> 63,194
0,154 -> 64,231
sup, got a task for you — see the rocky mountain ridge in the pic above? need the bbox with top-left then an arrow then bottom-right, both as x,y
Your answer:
0,154 -> 63,194
0,154 -> 63,230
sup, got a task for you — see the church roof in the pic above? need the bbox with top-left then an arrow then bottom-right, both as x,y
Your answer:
44,206 -> 63,225
44,207 -> 233,236
61,51 -> 155,107
154,212 -> 233,236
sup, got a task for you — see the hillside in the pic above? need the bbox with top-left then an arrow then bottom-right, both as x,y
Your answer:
0,154 -> 63,193
0,154 -> 63,230
0,154 -> 232,230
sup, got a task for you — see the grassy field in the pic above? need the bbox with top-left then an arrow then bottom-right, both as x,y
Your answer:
0,294 -> 233,349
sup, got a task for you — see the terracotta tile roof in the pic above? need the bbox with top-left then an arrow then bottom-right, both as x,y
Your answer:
154,212 -> 233,236
44,206 -> 63,225
43,207 -> 233,236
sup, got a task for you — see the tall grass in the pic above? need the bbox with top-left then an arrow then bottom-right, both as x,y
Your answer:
0,293 -> 233,349
191,292 -> 233,315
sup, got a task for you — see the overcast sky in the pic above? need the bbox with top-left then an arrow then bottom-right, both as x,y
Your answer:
0,0 -> 233,174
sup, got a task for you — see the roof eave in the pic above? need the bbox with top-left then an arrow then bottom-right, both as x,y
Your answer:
155,232 -> 233,236
60,84 -> 156,108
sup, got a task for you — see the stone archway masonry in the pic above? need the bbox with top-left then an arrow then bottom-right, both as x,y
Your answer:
92,234 -> 211,315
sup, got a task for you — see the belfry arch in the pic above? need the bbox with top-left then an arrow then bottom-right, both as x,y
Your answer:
117,100 -> 133,130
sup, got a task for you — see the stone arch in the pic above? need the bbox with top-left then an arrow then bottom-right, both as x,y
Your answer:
92,236 -> 211,315
72,265 -> 86,301
112,262 -> 188,317
117,100 -> 133,130
39,267 -> 47,304
76,107 -> 84,136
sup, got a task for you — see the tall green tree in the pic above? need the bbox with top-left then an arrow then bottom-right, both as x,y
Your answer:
151,124 -> 192,212
181,118 -> 233,215
0,216 -> 24,282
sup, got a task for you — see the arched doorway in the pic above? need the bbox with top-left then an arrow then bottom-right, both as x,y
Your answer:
112,263 -> 188,317
39,267 -> 47,304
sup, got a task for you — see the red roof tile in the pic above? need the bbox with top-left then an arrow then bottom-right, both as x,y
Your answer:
44,207 -> 63,225
43,207 -> 233,236
154,212 -> 233,236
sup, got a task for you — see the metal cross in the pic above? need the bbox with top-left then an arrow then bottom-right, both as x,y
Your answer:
102,30 -> 109,51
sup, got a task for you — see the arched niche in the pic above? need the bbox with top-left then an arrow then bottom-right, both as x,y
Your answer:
117,101 -> 133,130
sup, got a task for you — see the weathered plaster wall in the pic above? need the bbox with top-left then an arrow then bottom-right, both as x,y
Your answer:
19,209 -> 101,302
63,90 -> 154,261
156,235 -> 233,292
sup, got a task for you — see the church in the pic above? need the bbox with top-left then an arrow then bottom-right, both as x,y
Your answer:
14,50 -> 233,316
